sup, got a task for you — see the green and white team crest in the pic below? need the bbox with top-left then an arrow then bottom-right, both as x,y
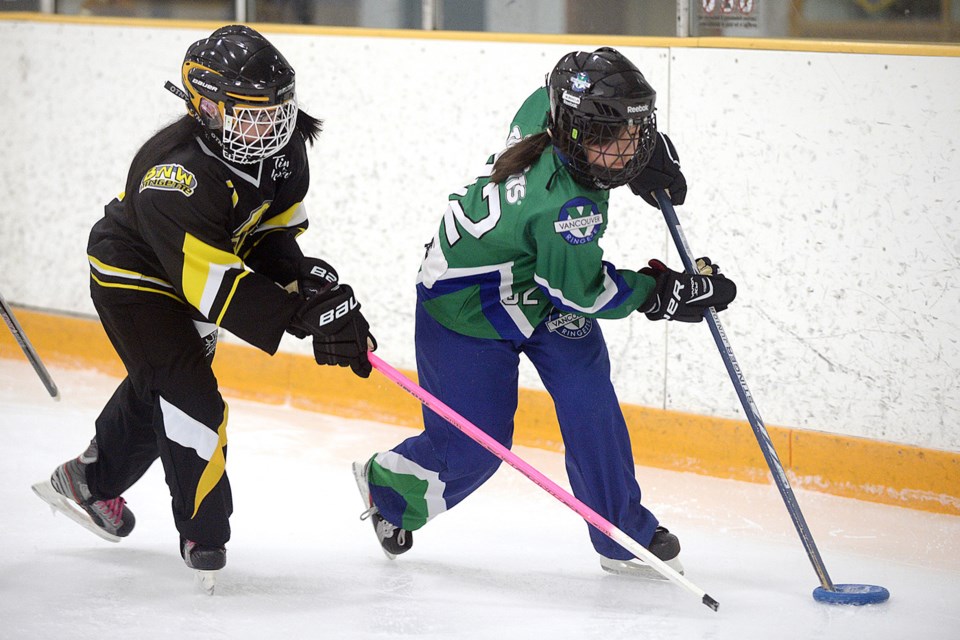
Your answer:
546,310 -> 593,339
554,196 -> 603,245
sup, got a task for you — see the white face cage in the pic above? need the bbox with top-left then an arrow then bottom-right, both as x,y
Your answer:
221,99 -> 298,164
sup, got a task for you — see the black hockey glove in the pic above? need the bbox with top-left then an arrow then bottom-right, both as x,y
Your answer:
638,257 -> 736,322
286,258 -> 340,339
629,132 -> 687,209
289,284 -> 377,378
298,257 -> 339,299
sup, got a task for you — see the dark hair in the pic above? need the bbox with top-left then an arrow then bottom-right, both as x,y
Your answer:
296,110 -> 323,144
122,109 -> 324,212
489,131 -> 551,185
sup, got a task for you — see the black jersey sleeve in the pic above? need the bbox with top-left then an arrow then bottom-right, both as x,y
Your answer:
243,228 -> 304,287
240,135 -> 311,287
133,161 -> 300,354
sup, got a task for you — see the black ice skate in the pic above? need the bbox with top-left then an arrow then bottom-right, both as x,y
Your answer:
352,459 -> 413,559
599,526 -> 684,579
182,538 -> 226,595
31,440 -> 135,543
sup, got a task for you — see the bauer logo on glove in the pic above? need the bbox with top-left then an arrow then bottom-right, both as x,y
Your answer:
296,257 -> 339,299
291,284 -> 361,335
308,264 -> 338,285
287,282 -> 376,378
639,258 -> 736,323
313,289 -> 359,329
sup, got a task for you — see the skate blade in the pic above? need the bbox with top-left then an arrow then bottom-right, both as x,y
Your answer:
31,480 -> 121,543
599,556 -> 684,580
353,461 -> 397,561
196,570 -> 217,595
352,461 -> 370,508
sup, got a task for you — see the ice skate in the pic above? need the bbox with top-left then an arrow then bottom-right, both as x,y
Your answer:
600,526 -> 684,579
352,459 -> 413,559
31,442 -> 135,543
181,539 -> 226,595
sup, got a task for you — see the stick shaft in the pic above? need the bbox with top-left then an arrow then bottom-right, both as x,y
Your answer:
368,351 -> 717,607
655,190 -> 833,589
0,293 -> 59,399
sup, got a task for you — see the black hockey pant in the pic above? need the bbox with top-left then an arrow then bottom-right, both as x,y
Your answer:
87,284 -> 232,547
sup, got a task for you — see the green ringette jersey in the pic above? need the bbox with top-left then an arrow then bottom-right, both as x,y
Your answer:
416,88 -> 655,340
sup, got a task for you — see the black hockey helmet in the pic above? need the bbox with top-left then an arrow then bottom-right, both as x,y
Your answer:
179,25 -> 298,163
547,47 -> 657,189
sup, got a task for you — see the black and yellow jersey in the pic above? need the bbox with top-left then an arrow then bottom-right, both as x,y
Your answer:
87,134 -> 311,354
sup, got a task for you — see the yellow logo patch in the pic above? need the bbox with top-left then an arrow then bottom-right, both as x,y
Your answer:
139,164 -> 198,196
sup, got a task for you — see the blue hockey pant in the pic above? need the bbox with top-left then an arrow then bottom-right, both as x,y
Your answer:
367,302 -> 659,560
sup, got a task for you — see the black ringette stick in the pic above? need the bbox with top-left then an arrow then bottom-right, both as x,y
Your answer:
654,190 -> 888,606
0,292 -> 60,400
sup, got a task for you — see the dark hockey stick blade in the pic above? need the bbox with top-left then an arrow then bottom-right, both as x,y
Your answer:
702,594 -> 719,611
812,584 -> 890,605
0,294 -> 60,399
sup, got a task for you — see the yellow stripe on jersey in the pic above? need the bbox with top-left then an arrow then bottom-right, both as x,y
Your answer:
231,201 -> 272,252
215,271 -> 247,326
88,255 -> 176,290
181,233 -> 245,320
90,274 -> 185,303
259,202 -> 307,231
236,202 -> 308,260
226,180 -> 238,208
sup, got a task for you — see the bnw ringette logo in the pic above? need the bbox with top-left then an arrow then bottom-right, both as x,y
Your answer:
554,197 -> 603,245
139,164 -> 197,196
545,311 -> 593,339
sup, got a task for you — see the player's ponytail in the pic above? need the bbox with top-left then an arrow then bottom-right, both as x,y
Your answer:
489,131 -> 551,185
296,109 -> 323,145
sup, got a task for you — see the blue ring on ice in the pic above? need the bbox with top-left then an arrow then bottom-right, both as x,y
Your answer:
812,584 -> 890,605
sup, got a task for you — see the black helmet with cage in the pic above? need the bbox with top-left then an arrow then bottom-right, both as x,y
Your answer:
179,25 -> 298,164
547,47 -> 658,190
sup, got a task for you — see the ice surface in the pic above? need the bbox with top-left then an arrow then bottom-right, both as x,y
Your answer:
1,358 -> 957,639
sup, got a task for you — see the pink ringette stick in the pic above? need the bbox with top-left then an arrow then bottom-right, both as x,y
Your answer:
367,351 -> 719,611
